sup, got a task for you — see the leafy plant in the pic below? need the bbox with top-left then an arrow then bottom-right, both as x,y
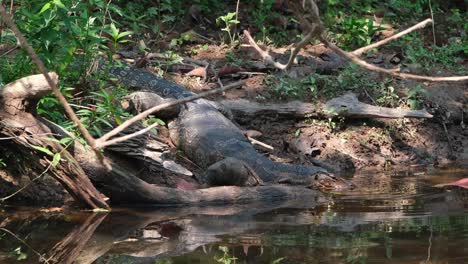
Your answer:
37,86 -> 75,125
215,246 -> 237,264
158,0 -> 184,24
105,23 -> 133,53
265,75 -> 303,98
396,33 -> 466,72
331,14 -> 384,50
216,12 -> 240,45
251,0 -> 287,45
376,85 -> 399,108
12,247 -> 27,261
225,51 -> 245,67
142,117 -> 166,135
76,86 -> 131,137
406,85 -> 427,109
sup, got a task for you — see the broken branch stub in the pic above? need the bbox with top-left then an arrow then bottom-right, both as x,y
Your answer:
323,93 -> 433,119
0,72 -> 58,100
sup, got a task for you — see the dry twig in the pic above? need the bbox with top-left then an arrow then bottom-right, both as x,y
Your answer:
351,18 -> 433,56
244,0 -> 468,82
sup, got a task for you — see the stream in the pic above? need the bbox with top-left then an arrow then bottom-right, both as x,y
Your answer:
0,165 -> 467,264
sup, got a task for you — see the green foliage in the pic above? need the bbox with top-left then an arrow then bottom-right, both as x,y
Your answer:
112,1 -> 159,35
193,0 -> 224,13
376,84 -> 399,108
215,246 -> 237,264
250,0 -> 290,45
393,33 -> 467,72
105,23 -> 133,53
216,12 -> 239,45
225,51 -> 245,67
447,8 -> 468,33
158,0 -> 184,24
331,15 -> 384,50
154,259 -> 173,264
406,85 -> 427,109
37,86 -> 74,125
12,247 -> 27,261
75,84 -> 131,137
0,159 -> 6,168
12,0 -> 104,77
266,75 -> 303,99
266,64 -> 382,100
142,117 -> 166,135
386,0 -> 428,19
0,1 -> 146,143
251,0 -> 274,44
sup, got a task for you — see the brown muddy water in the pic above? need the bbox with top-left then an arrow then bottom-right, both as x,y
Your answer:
0,165 -> 467,264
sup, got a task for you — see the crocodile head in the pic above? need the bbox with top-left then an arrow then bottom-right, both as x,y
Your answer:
309,172 -> 356,192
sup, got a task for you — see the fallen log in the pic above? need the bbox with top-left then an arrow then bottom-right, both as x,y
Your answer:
43,105 -> 329,205
220,92 -> 433,120
73,139 -> 328,205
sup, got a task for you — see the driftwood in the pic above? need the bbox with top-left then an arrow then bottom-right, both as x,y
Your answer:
0,74 -> 109,209
220,92 -> 433,120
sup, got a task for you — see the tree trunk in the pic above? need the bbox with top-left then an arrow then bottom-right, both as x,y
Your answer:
0,74 -> 109,209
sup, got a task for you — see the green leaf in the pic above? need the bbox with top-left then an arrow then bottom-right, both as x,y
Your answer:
294,129 -> 301,137
38,2 -> 52,15
271,257 -> 285,264
43,137 -> 61,143
59,137 -> 73,145
51,153 -> 61,167
31,145 -> 54,156
117,31 -> 133,39
109,23 -> 119,38
52,0 -> 67,10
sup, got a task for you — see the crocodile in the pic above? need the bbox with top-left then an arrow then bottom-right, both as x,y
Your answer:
109,65 -> 353,190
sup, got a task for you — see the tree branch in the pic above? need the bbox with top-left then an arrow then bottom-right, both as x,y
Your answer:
94,80 -> 246,149
351,18 -> 433,56
321,36 -> 468,82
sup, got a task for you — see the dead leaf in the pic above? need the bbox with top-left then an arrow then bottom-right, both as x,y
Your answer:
167,64 -> 195,73
186,67 -> 206,78
218,66 -> 244,77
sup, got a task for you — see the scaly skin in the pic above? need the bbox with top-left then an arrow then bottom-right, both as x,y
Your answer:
171,101 -> 342,187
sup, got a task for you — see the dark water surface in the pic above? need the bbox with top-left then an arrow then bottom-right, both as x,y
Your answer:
0,166 -> 467,264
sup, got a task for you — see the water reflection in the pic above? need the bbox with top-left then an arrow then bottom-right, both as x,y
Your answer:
0,167 -> 467,264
